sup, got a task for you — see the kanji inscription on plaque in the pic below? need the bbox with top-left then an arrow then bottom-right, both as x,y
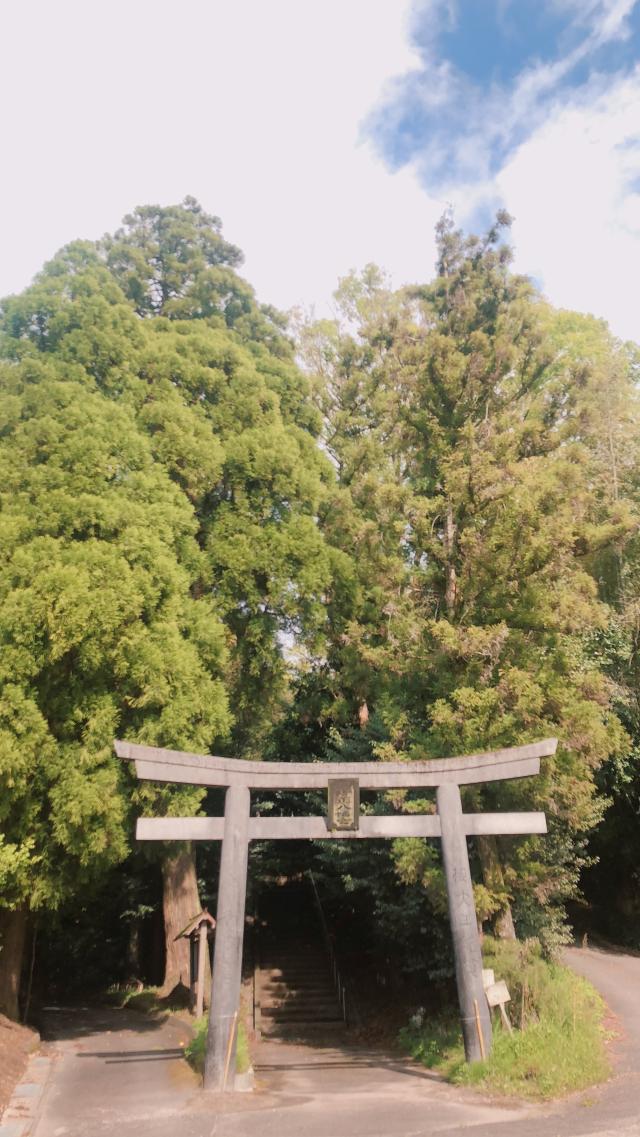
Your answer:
328,778 -> 360,830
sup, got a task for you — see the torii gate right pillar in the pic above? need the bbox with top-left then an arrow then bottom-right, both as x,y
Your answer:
437,782 -> 492,1060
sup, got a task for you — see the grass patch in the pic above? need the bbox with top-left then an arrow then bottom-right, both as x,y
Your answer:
104,985 -> 168,1015
399,938 -> 610,1100
185,1015 -> 250,1078
118,988 -> 167,1015
109,983 -> 192,1016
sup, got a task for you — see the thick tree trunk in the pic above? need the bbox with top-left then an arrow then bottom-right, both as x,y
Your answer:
0,908 -> 28,1020
476,836 -> 517,940
159,847 -> 201,996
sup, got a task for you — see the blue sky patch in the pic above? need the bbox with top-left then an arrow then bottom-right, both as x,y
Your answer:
367,0 -> 640,190
434,1 -> 576,86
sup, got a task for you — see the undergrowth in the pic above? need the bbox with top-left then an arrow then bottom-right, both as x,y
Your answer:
398,937 -> 610,1099
110,984 -> 191,1015
117,988 -> 167,1014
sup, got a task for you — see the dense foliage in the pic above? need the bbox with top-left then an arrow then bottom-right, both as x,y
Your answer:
288,213 -> 639,964
0,200 -> 333,1011
0,200 -> 639,1016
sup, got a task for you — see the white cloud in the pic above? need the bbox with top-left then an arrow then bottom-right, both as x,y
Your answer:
0,0 -> 442,315
496,69 -> 640,341
2,0 -> 638,342
593,0 -> 638,41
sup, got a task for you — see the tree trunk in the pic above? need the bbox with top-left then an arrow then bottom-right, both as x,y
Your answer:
444,501 -> 458,615
0,908 -> 28,1020
159,847 -> 201,996
476,836 -> 517,940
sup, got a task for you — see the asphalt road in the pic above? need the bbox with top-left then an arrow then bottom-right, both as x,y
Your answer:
17,947 -> 640,1137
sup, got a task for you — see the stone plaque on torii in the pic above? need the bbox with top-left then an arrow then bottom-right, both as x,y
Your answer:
115,736 -> 556,1090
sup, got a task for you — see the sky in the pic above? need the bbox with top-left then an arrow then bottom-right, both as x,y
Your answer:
1,0 -> 640,341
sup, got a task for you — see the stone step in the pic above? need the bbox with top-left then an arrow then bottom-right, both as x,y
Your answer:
261,967 -> 328,976
260,1021 -> 346,1040
260,968 -> 329,977
260,947 -> 325,956
262,1012 -> 343,1024
256,883 -> 345,1040
260,971 -> 333,983
261,1009 -> 345,1023
260,970 -> 333,979
260,1005 -> 343,1014
260,1012 -> 345,1025
259,959 -> 327,968
261,985 -> 338,996
261,987 -> 334,999
260,985 -> 337,998
261,978 -> 334,986
260,977 -> 338,986
261,977 -> 332,988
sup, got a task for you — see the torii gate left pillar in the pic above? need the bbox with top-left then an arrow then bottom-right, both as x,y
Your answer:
207,784 -> 250,1090
115,736 -> 556,1090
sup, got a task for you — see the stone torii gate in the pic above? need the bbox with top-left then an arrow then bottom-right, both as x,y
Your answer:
115,736 -> 557,1090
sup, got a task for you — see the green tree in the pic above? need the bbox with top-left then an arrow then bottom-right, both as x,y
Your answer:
0,200 -> 335,1006
556,316 -> 640,942
103,196 -> 292,356
0,354 -> 230,1014
297,213 -> 634,954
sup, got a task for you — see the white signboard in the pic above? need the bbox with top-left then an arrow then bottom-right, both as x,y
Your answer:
485,979 -> 511,1008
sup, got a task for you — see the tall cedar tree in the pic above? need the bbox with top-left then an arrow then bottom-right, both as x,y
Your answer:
297,214 -> 635,954
0,203 -> 333,1009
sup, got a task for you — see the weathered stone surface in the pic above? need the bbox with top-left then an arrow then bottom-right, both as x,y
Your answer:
116,737 -> 557,790
136,812 -> 547,842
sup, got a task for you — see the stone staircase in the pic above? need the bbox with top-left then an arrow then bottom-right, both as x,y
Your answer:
255,880 -> 346,1041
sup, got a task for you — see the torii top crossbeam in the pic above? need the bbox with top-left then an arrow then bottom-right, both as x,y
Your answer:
114,736 -> 557,790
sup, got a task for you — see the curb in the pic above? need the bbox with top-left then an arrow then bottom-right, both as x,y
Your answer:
0,1054 -> 53,1137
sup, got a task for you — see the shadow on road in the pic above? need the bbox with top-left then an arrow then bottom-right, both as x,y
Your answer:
37,1006 -> 174,1042
255,1055 -> 442,1082
78,1048 -> 187,1063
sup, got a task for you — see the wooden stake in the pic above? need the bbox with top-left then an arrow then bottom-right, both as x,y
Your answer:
196,921 -> 208,1019
473,999 -> 486,1060
499,1003 -> 513,1034
222,1011 -> 238,1092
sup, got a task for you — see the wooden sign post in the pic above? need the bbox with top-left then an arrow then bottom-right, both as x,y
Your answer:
115,736 -> 556,1087
176,910 -> 215,1017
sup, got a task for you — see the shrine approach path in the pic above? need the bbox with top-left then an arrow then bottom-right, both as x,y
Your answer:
16,945 -> 640,1137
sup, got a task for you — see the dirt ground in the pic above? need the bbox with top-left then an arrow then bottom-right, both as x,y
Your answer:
0,1012 -> 39,1115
